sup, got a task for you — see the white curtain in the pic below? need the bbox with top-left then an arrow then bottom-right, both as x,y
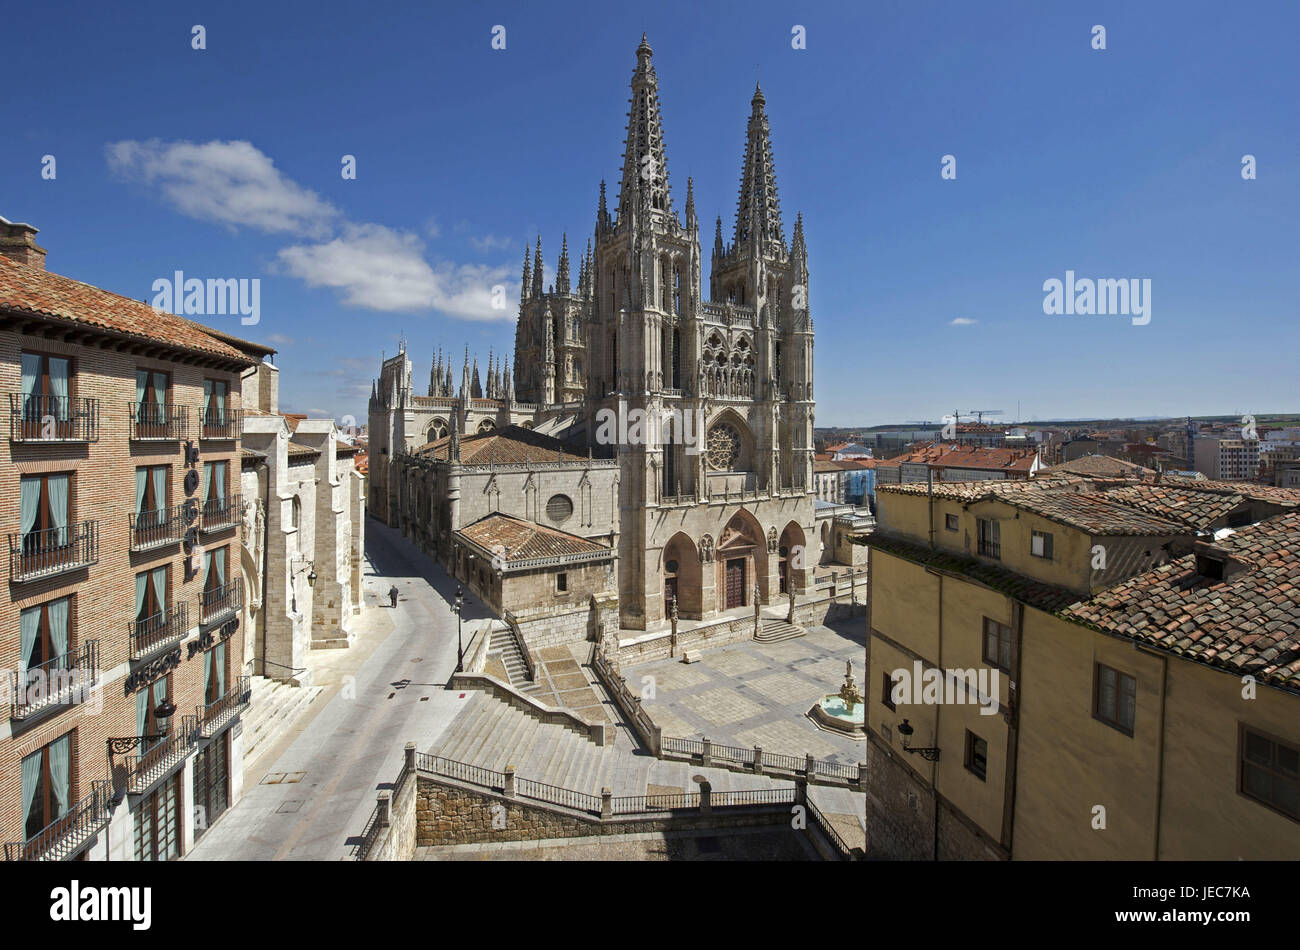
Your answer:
152,372 -> 166,411
47,597 -> 68,661
20,750 -> 42,834
136,370 -> 147,408
136,572 -> 147,622
151,568 -> 166,619
215,641 -> 227,697
48,358 -> 69,421
215,382 -> 226,414
202,462 -> 211,502
215,547 -> 226,585
48,736 -> 69,819
214,461 -> 226,499
46,475 -> 68,545
136,468 -> 147,517
19,604 -> 39,673
21,353 -> 40,416
20,476 -> 40,538
203,648 -> 213,701
153,679 -> 168,731
136,687 -> 148,740
203,380 -> 212,423
152,467 -> 166,524
203,550 -> 211,589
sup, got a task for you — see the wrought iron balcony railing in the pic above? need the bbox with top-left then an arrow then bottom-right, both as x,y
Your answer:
124,715 -> 198,794
199,577 -> 243,625
197,676 -> 250,738
8,521 -> 98,581
129,401 -> 189,441
9,640 -> 99,720
200,407 -> 242,440
130,603 -> 189,660
200,494 -> 241,532
3,780 -> 111,861
129,503 -> 186,551
8,393 -> 100,442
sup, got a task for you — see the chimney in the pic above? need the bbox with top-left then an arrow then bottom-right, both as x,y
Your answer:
0,217 -> 47,270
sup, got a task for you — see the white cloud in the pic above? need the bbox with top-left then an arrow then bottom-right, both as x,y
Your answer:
105,139 -> 338,237
469,234 -> 514,253
266,333 -> 295,346
279,224 -> 514,321
949,317 -> 978,326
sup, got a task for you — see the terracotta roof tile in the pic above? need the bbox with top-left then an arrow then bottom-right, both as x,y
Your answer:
0,255 -> 254,362
418,425 -> 589,464
456,513 -> 610,563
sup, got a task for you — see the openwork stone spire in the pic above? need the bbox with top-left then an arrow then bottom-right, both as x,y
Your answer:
616,33 -> 673,228
556,233 -> 570,294
734,82 -> 784,251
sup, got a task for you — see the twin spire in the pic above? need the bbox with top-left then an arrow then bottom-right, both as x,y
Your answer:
521,233 -> 592,300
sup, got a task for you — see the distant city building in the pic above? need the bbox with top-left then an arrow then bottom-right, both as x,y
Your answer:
1194,436 -> 1260,481
874,443 -> 1041,486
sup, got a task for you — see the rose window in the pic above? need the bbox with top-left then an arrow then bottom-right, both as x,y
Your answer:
705,422 -> 742,471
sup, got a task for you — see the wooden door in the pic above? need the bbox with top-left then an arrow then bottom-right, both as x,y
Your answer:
725,558 -> 746,609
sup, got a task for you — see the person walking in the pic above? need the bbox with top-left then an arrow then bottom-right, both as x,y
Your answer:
388,584 -> 399,608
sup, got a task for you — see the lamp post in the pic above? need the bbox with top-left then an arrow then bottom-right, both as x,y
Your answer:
454,585 -> 464,673
896,718 -> 941,761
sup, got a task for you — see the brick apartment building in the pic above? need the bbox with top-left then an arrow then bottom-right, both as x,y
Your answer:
0,218 -> 257,860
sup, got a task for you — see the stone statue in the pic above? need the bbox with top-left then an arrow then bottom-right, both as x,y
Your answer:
787,582 -> 796,623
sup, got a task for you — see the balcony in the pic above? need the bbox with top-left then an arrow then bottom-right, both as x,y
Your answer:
129,401 -> 188,442
8,641 -> 99,720
8,521 -> 98,581
197,675 -> 250,738
130,603 -> 189,660
124,715 -> 198,794
8,394 -> 100,443
200,407 -> 242,440
200,494 -> 241,533
199,577 -> 243,626
129,503 -> 186,552
3,780 -> 111,861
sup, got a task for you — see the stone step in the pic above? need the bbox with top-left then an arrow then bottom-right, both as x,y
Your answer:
755,618 -> 806,642
244,678 -> 322,765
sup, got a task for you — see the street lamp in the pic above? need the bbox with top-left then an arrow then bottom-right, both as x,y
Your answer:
896,718 -> 941,762
107,699 -> 177,753
454,585 -> 465,673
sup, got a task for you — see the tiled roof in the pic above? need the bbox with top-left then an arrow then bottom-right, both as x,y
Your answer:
1064,512 -> 1300,690
0,254 -> 255,363
814,459 -> 843,473
1100,484 -> 1246,529
419,425 -> 590,464
1041,455 -> 1157,477
867,532 -> 1081,614
873,442 -> 1037,473
456,513 -> 611,563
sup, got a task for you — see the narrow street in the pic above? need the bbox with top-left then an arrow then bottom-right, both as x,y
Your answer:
186,518 -> 489,860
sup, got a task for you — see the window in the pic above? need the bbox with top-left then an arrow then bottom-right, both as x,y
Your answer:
21,734 -> 72,842
546,494 -> 574,523
965,731 -> 988,781
19,473 -> 71,563
134,369 -> 170,434
977,518 -> 1000,559
19,351 -> 72,436
1031,530 -> 1054,560
136,675 -> 172,757
945,513 -> 959,532
1239,727 -> 1299,821
18,596 -> 72,685
134,773 -> 181,861
204,641 -> 228,707
203,379 -> 228,427
194,736 -> 230,839
556,572 -> 568,593
982,617 -> 1012,673
203,460 -> 228,508
1094,663 -> 1137,735
882,672 -> 897,711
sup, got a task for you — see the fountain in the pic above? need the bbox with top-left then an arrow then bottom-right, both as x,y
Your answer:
807,660 -> 866,736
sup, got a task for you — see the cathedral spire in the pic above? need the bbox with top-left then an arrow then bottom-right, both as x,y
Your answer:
486,349 -> 495,398
685,176 -> 697,229
531,236 -> 544,297
734,81 -> 784,251
617,34 -> 673,229
713,215 -> 725,260
556,233 -> 571,294
521,245 -> 532,303
471,357 -> 482,399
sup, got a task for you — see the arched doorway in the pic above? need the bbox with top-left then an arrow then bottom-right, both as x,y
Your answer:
716,509 -> 767,610
778,521 -> 807,594
662,532 -> 701,618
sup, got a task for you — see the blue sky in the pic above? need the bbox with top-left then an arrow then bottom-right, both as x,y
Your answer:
4,0 -> 1297,427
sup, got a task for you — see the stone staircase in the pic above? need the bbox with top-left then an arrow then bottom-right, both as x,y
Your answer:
755,618 -> 806,642
243,675 -> 324,765
489,626 -> 537,692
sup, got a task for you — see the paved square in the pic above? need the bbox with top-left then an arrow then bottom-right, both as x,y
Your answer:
627,619 -> 866,766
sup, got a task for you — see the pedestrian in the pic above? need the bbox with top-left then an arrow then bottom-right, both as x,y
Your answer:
388,584 -> 399,608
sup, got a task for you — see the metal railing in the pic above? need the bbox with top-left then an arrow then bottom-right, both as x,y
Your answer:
765,751 -> 804,773
662,736 -> 704,757
9,641 -> 99,720
129,503 -> 186,551
711,743 -> 755,767
3,780 -> 111,861
200,407 -> 242,440
8,393 -> 99,442
199,577 -> 243,625
197,675 -> 250,737
131,603 -> 188,660
129,402 -> 188,441
416,753 -> 504,791
200,494 -> 241,532
611,792 -> 699,814
515,778 -> 601,815
125,715 -> 198,793
712,787 -> 795,807
813,760 -> 860,781
806,795 -> 855,859
9,521 -> 98,581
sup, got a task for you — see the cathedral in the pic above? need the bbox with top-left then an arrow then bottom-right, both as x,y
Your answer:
369,35 -> 821,641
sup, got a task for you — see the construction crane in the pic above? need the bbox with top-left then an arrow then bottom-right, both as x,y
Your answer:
966,409 -> 1004,425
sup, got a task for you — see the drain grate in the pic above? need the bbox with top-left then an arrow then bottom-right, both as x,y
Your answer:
276,800 -> 304,814
262,771 -> 307,785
